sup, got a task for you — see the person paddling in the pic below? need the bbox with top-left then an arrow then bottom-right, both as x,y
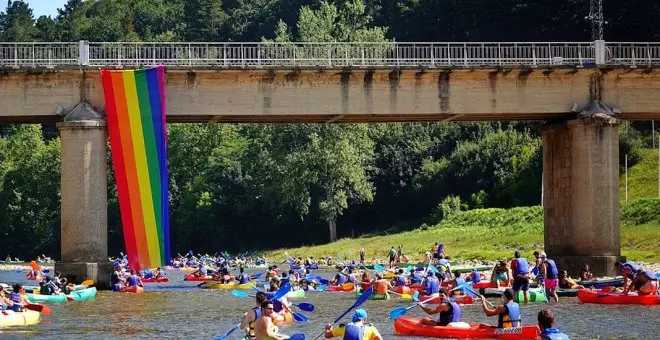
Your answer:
236,267 -> 251,284
126,270 -> 143,288
240,291 -> 267,340
510,251 -> 530,305
479,288 -> 521,329
254,300 -> 287,340
424,271 -> 440,296
395,269 -> 408,287
419,288 -> 462,326
538,309 -> 570,339
323,308 -> 383,340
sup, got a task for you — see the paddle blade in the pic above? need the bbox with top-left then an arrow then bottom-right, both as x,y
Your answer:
427,264 -> 439,273
293,312 -> 309,323
251,286 -> 262,293
81,280 -> 94,286
319,278 -> 330,285
231,290 -> 250,298
389,307 -> 407,320
25,304 -> 51,316
374,264 -> 385,271
254,272 -> 263,279
413,291 -> 419,301
272,282 -> 291,301
289,333 -> 306,340
296,302 -> 315,312
316,285 -> 327,292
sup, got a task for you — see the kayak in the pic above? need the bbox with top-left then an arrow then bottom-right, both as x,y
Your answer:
578,277 -> 623,288
119,286 -> 144,293
184,274 -> 213,282
272,312 -> 294,325
394,318 -> 541,339
286,289 -> 305,299
577,289 -> 660,305
142,277 -> 169,283
0,310 -> 41,328
383,272 -> 395,279
515,287 -> 547,303
26,292 -> 67,303
202,282 -> 255,290
328,283 -> 355,292
370,293 -> 390,300
556,288 -> 579,297
393,286 -> 411,294
67,287 -> 97,301
418,294 -> 474,305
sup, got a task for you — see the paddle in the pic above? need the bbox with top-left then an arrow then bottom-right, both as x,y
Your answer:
25,303 -> 51,316
214,323 -> 241,340
462,284 -> 495,308
234,289 -> 315,312
389,295 -> 439,319
287,334 -> 306,340
293,311 -> 309,323
81,280 -> 94,287
312,286 -> 374,340
271,282 -> 291,301
373,264 -> 385,272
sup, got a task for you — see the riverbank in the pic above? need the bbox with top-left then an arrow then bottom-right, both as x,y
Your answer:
266,202 -> 660,264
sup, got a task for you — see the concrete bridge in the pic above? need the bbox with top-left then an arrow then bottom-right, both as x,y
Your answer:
2,40 -> 660,286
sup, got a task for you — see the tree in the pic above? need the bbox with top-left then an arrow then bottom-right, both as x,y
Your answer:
0,0 -> 37,42
182,0 -> 225,41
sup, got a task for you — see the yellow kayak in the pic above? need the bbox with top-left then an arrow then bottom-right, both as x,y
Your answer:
384,272 -> 395,279
202,281 -> 256,290
0,310 -> 41,328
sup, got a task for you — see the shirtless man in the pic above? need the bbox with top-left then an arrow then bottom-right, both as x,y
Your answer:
254,300 -> 287,340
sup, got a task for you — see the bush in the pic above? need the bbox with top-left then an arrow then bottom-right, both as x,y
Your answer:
621,198 -> 660,225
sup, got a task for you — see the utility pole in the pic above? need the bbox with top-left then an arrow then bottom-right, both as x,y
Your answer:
586,0 -> 607,40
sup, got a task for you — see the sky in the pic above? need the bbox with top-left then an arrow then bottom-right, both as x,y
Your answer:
24,0 -> 67,18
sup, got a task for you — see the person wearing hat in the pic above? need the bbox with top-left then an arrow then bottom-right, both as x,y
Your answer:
538,309 -> 570,339
614,261 -> 640,294
479,288 -> 521,329
510,251 -> 530,305
540,252 -> 559,303
419,288 -> 462,326
323,308 -> 383,340
111,263 -> 123,292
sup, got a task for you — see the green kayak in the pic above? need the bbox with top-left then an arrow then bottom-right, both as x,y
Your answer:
286,289 -> 305,299
26,292 -> 67,303
354,291 -> 390,300
67,287 -> 97,301
515,287 -> 547,303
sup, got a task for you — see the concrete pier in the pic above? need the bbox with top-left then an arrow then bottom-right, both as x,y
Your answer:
542,115 -> 621,276
54,119 -> 112,287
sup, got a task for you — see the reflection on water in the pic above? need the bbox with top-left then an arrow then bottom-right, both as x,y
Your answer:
2,269 -> 660,339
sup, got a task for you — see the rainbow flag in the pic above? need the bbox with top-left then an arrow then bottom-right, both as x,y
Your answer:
101,66 -> 170,270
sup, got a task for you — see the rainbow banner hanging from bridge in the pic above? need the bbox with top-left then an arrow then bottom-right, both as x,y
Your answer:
101,66 -> 170,270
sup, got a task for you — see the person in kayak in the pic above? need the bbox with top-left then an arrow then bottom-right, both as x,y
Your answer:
346,268 -> 358,284
559,270 -> 585,289
419,288 -> 462,326
237,267 -> 251,284
143,269 -> 154,280
540,253 -> 559,302
374,273 -> 392,296
126,270 -> 143,288
411,269 -> 423,284
254,300 -> 287,340
40,276 -> 61,295
8,284 -> 29,312
395,269 -> 408,287
538,309 -> 570,340
332,268 -> 347,285
388,247 -> 396,268
154,267 -> 166,279
510,251 -> 530,305
265,282 -> 290,323
324,308 -> 383,340
425,271 -> 441,296
240,291 -> 267,339
479,288 -> 521,329
580,264 -> 594,281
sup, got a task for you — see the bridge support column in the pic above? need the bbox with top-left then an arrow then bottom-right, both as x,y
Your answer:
55,115 -> 112,288
542,116 -> 621,276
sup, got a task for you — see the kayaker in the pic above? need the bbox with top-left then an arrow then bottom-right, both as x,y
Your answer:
580,264 -> 593,281
634,270 -> 658,296
615,261 -> 640,294
510,251 -> 530,305
346,268 -> 358,284
395,269 -> 408,287
361,271 -> 372,286
9,284 -> 28,312
240,291 -> 267,339
538,309 -> 570,339
411,270 -> 423,284
333,269 -> 347,285
388,247 -> 396,268
323,308 -> 383,340
126,270 -> 143,288
237,267 -> 251,284
41,276 -> 61,295
265,282 -> 291,323
254,300 -> 287,340
540,253 -> 559,302
490,261 -> 511,288
154,267 -> 166,279
424,271 -> 440,296
374,273 -> 392,296
419,288 -> 462,326
453,272 -> 467,295
0,286 -> 10,310
143,268 -> 154,280
479,288 -> 521,329
559,270 -> 585,289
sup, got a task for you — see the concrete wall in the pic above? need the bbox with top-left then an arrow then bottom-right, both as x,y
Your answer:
1,68 -> 660,122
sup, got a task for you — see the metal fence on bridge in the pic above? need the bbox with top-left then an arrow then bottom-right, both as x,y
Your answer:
0,41 -> 658,68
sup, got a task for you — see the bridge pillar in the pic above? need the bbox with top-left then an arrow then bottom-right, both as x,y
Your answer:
542,114 -> 621,276
54,104 -> 112,288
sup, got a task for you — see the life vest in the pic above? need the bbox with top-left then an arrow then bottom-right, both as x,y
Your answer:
438,301 -> 461,326
545,259 -> 559,278
396,274 -> 407,287
454,277 -> 467,294
127,275 -> 140,287
375,280 -> 388,295
540,328 -> 570,340
337,273 -> 347,285
498,301 -> 521,328
425,276 -> 440,295
412,272 -> 422,284
347,274 -> 357,284
9,292 -> 21,312
470,269 -> 481,283
343,322 -> 365,340
239,274 -> 250,284
515,258 -> 529,276
247,306 -> 261,339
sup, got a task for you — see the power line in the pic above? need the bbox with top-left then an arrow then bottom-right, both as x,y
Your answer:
586,0 -> 607,40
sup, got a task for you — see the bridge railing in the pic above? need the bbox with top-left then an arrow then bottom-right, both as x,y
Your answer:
0,41 -> 657,68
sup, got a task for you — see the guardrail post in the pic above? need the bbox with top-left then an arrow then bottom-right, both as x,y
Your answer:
463,44 -> 468,67
430,44 -> 435,67
631,48 -> 636,68
13,44 -> 18,68
532,45 -> 537,67
78,40 -> 89,66
595,40 -> 606,65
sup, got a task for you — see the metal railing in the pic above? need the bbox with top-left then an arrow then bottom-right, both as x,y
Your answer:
0,41 -> 657,68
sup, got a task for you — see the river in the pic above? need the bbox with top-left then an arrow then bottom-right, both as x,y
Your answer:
1,268 -> 659,339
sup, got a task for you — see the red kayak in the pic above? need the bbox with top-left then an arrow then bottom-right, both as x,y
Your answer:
472,281 -> 491,289
394,317 -> 540,339
409,283 -> 425,291
418,294 -> 474,304
393,286 -> 411,294
119,286 -> 144,293
577,289 -> 660,305
184,274 -> 212,282
141,277 -> 169,283
328,283 -> 356,292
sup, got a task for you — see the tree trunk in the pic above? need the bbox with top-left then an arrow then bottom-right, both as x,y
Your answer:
326,185 -> 337,242
328,218 -> 337,242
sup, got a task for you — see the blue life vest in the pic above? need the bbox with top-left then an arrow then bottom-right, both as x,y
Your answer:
347,274 -> 357,284
438,301 -> 461,326
471,269 -> 481,283
343,323 -> 365,340
540,328 -> 570,340
426,276 -> 440,295
239,274 -> 250,284
396,275 -> 407,287
337,273 -> 346,285
127,275 -> 140,287
545,259 -> 559,278
143,271 -> 153,279
265,292 -> 283,312
515,258 -> 529,275
621,262 -> 640,273
412,272 -> 422,284
454,277 -> 467,293
499,301 -> 521,328
10,292 -> 21,312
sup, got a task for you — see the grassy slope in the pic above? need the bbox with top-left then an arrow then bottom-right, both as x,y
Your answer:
267,149 -> 660,263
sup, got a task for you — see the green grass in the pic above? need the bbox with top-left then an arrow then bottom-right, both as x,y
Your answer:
621,148 -> 660,200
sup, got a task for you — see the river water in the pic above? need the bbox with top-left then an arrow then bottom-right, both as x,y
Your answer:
1,268 -> 659,339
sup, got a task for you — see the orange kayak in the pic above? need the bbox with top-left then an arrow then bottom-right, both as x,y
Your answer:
119,286 -> 144,293
272,312 -> 293,325
328,283 -> 355,292
577,289 -> 660,305
394,318 -> 540,339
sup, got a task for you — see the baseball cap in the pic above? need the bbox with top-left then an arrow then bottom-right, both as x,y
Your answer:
352,308 -> 367,322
